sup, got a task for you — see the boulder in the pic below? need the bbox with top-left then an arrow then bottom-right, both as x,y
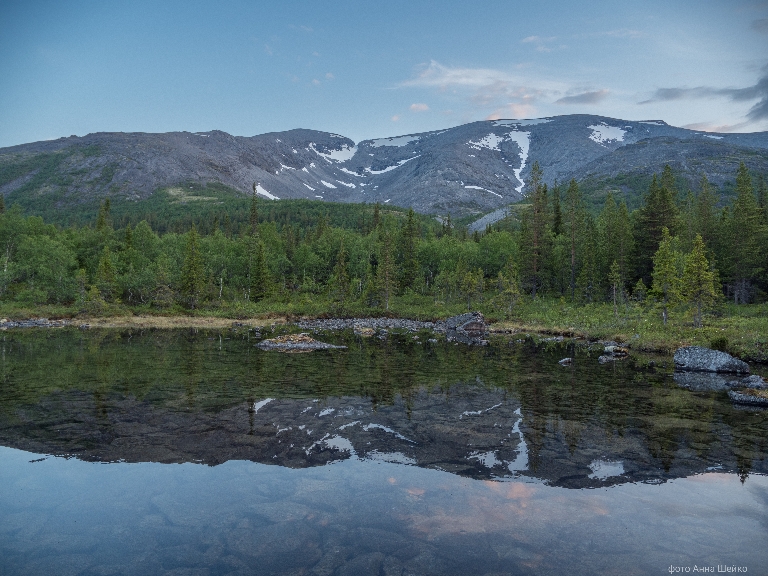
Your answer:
445,312 -> 488,346
673,346 -> 749,374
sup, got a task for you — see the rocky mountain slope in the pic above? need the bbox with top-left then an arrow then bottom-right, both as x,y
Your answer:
2,115 -> 767,220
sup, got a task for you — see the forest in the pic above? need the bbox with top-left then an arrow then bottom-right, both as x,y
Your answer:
1,161 -> 767,354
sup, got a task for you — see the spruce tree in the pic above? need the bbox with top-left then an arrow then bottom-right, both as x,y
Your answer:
551,182 -> 563,237
249,241 -> 270,302
398,208 -> 419,292
520,162 -> 549,298
564,178 -> 584,300
329,240 -> 350,308
723,163 -> 766,303
682,234 -> 717,328
608,260 -> 622,319
95,245 -> 117,301
249,183 -> 259,237
650,228 -> 680,325
180,224 -> 205,309
756,174 -> 767,224
0,195 -> 5,215
634,173 -> 679,284
377,230 -> 396,311
695,175 -> 719,251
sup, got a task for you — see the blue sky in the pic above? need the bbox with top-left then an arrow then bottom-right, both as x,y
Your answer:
1,0 -> 767,147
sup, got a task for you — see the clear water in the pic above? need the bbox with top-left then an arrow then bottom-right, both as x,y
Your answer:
0,328 -> 766,575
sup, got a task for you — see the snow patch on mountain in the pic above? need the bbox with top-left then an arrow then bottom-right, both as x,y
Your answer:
505,131 -> 531,193
255,184 -> 279,200
465,185 -> 502,198
303,184 -> 315,191
320,180 -> 337,189
337,181 -> 356,188
588,123 -> 626,145
369,135 -> 420,148
468,134 -> 505,151
366,155 -> 420,174
310,143 -> 357,162
339,167 -> 363,177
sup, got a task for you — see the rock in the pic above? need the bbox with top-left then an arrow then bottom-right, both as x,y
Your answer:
673,346 -> 749,374
604,345 -> 628,357
558,358 -> 573,366
256,333 -> 347,352
673,371 -> 735,392
353,326 -> 376,337
740,375 -> 768,389
598,355 -> 617,364
728,389 -> 768,407
445,312 -> 488,346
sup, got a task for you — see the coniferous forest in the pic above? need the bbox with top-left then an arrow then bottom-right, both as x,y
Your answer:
2,161 -> 767,358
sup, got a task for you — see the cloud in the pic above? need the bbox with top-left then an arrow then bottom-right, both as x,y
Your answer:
312,79 -> 320,86
409,103 -> 429,112
325,72 -> 334,80
485,103 -> 537,121
640,65 -> 768,122
682,121 -> 748,133
521,35 -> 557,52
398,60 -> 570,120
751,18 -> 768,33
555,89 -> 609,105
391,115 -> 401,122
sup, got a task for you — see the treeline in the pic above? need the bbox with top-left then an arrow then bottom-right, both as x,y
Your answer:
0,162 -> 766,321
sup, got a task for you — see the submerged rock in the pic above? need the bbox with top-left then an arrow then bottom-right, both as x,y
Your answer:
256,333 -> 347,352
728,389 -> 768,407
445,312 -> 489,346
673,346 -> 749,374
673,371 -> 736,392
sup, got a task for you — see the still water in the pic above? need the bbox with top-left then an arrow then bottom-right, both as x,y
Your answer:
0,327 -> 767,575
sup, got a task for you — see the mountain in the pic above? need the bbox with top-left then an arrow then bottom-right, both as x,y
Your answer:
2,115 -> 768,222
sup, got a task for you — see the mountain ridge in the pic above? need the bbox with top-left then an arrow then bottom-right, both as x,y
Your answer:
2,114 -> 768,221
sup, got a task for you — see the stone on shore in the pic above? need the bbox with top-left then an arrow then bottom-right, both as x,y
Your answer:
673,346 -> 749,374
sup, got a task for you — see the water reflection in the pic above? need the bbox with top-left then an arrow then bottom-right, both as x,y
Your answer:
0,328 -> 767,573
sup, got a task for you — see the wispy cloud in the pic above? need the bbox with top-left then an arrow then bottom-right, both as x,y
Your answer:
521,35 -> 558,52
391,115 -> 401,122
640,65 -> 768,122
325,72 -> 334,80
399,60 -> 568,119
555,89 -> 609,105
409,103 -> 429,112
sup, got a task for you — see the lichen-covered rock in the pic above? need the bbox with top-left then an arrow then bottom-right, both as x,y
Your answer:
673,346 -> 749,374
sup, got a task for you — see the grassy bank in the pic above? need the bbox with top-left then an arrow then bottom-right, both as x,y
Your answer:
2,298 -> 766,362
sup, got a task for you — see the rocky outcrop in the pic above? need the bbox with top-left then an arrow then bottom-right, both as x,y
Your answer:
673,346 -> 749,374
445,312 -> 489,346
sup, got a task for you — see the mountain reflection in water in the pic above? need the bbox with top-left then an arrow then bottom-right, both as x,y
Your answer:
0,328 -> 767,575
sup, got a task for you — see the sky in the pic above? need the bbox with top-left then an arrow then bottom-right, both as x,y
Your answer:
1,0 -> 767,148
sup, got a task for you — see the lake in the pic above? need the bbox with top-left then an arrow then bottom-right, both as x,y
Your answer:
1,326 -> 766,575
